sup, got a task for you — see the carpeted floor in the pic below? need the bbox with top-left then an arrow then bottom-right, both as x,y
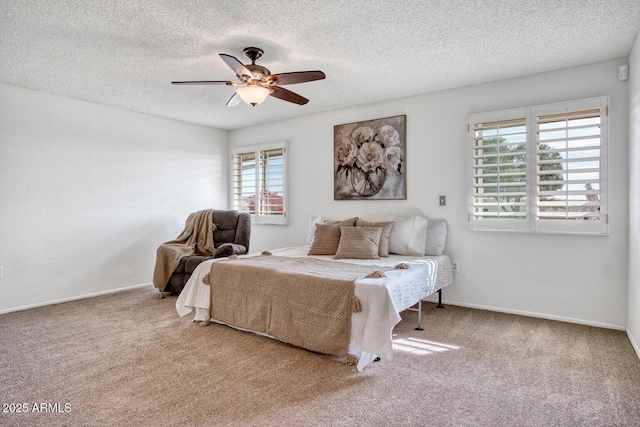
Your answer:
1,286 -> 639,426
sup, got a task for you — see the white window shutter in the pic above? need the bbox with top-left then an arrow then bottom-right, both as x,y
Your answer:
468,97 -> 608,235
232,141 -> 288,225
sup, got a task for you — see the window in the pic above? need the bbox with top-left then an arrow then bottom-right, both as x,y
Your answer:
468,97 -> 608,234
232,141 -> 287,225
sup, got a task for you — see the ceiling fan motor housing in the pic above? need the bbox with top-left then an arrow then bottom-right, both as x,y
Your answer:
246,64 -> 270,78
243,47 -> 270,80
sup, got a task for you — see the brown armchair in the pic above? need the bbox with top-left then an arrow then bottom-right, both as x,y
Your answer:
166,210 -> 251,294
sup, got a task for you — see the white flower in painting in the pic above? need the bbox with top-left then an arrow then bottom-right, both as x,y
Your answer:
357,141 -> 385,172
336,141 -> 358,167
350,126 -> 375,144
378,124 -> 400,147
385,146 -> 402,171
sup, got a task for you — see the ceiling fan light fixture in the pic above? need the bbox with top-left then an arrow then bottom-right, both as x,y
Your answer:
236,85 -> 270,106
173,47 -> 324,106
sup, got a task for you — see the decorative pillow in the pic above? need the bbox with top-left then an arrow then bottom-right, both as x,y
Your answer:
335,226 -> 383,259
308,224 -> 343,255
388,215 -> 429,256
355,219 -> 394,257
425,219 -> 447,256
306,216 -> 358,246
214,243 -> 247,258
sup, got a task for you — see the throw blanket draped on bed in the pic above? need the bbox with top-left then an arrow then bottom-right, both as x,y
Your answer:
153,209 -> 215,291
205,255 -> 390,357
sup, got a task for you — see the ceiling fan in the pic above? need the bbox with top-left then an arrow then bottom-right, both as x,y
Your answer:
172,47 -> 326,107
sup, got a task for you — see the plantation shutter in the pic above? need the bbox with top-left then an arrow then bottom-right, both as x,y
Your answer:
469,108 -> 529,232
536,109 -> 601,219
232,151 -> 256,214
468,97 -> 607,234
533,98 -> 607,234
472,117 -> 528,218
232,141 -> 288,225
258,147 -> 285,217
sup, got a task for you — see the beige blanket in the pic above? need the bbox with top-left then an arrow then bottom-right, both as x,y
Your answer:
206,255 -> 386,357
152,209 -> 215,291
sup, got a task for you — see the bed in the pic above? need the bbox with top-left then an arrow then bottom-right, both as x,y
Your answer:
175,215 -> 453,371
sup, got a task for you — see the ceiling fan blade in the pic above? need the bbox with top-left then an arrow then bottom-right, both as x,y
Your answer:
268,86 -> 309,105
171,81 -> 232,85
219,53 -> 253,79
226,92 -> 242,107
267,71 -> 325,85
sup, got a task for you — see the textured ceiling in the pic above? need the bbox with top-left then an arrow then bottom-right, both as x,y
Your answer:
1,0 -> 639,130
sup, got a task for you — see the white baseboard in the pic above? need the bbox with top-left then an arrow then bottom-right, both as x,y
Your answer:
627,329 -> 640,361
0,283 -> 154,315
423,297 -> 626,331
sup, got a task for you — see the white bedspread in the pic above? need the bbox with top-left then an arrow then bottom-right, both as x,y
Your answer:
176,246 -> 453,371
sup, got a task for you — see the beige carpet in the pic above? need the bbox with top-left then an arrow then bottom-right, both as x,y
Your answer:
1,286 -> 639,427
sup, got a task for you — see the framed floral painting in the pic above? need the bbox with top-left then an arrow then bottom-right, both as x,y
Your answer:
334,115 -> 406,200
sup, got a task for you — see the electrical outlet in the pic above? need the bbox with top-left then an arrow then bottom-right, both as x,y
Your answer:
451,261 -> 460,273
0,266 -> 3,279
439,195 -> 446,206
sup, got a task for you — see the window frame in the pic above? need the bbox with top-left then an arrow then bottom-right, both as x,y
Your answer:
231,140 -> 288,225
468,97 -> 608,235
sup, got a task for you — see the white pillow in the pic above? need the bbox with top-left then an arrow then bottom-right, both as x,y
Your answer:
306,216 -> 322,246
425,219 -> 447,256
388,215 -> 429,256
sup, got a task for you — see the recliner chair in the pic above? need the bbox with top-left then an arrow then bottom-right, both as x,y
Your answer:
166,210 -> 251,294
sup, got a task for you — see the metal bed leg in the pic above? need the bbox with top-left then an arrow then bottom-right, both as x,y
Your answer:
437,289 -> 445,309
414,300 -> 423,331
410,289 -> 445,330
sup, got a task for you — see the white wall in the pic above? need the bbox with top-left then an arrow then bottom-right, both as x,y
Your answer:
231,58 -> 630,329
0,83 -> 228,312
628,35 -> 640,353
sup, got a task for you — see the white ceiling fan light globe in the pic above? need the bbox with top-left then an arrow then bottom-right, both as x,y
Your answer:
236,85 -> 271,106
